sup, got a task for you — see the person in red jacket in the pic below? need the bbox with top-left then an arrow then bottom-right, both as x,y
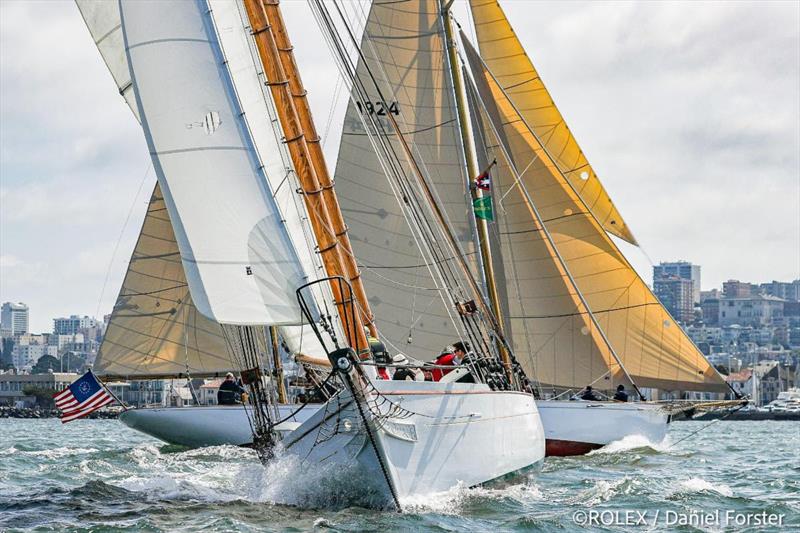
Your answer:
430,345 -> 463,381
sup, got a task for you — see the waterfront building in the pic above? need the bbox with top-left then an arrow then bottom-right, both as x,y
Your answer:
653,261 -> 701,304
700,289 -> 720,303
653,276 -> 694,324
1,302 -> 29,336
0,372 -> 78,406
199,379 -> 222,405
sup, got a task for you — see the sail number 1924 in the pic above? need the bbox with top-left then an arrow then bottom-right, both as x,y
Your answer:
356,100 -> 399,116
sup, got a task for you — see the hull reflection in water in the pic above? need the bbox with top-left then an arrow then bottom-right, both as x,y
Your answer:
536,400 -> 668,456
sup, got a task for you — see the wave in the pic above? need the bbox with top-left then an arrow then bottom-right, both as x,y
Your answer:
676,477 -> 733,497
400,480 -> 544,515
588,434 -> 671,455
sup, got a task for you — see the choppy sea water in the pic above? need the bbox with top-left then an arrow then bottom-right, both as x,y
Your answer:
0,419 -> 797,532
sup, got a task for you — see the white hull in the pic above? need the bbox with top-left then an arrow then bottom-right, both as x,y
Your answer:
119,405 -> 318,448
536,400 -> 669,456
284,380 -> 545,508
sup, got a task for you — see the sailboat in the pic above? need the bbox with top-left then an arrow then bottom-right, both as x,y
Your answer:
79,0 -> 546,509
453,0 -> 738,455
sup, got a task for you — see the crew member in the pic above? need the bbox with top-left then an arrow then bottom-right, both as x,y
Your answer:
578,385 -> 602,401
217,372 -> 245,405
392,353 -> 423,381
430,345 -> 461,381
613,384 -> 629,402
368,333 -> 391,380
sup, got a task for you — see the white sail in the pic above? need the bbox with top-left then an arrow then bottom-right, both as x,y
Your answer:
121,0 -> 307,326
75,0 -> 138,120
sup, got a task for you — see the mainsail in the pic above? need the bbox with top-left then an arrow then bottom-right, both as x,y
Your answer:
462,36 -> 728,393
468,0 -> 637,246
333,0 -> 478,361
82,0 -> 329,377
121,0 -> 308,326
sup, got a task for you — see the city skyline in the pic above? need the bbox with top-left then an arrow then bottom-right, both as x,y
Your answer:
1,0 -> 799,333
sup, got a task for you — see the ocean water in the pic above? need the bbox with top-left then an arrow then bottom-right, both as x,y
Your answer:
0,419 -> 797,532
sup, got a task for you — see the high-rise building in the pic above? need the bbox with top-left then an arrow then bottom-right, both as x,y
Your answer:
53,315 -> 97,336
1,302 -> 29,336
654,276 -> 695,324
653,261 -> 701,304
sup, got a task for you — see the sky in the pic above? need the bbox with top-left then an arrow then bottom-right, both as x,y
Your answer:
1,0 -> 798,333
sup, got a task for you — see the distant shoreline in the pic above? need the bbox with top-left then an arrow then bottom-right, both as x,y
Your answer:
0,406 -> 118,420
677,410 -> 800,421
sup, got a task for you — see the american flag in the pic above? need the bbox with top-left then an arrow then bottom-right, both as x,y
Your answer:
475,171 -> 491,191
53,370 -> 115,423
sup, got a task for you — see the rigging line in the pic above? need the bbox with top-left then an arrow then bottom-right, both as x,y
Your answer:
94,162 -> 152,321
322,74 -> 344,148
312,2 -> 467,331
316,0 -> 494,359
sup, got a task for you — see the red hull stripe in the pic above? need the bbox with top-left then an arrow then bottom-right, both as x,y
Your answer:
545,439 -> 603,457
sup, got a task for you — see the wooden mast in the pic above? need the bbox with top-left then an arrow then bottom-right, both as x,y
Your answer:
243,0 -> 369,353
441,1 -> 511,372
261,0 -> 376,338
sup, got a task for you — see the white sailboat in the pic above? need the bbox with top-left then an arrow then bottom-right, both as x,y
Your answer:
80,0 -> 546,509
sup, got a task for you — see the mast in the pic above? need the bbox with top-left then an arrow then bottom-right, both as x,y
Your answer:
243,0 -> 369,352
260,0 -> 376,337
441,1 -> 510,370
269,326 -> 287,403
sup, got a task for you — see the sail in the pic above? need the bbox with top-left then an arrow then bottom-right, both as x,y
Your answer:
75,0 -> 138,120
463,38 -> 728,392
94,183 -> 232,379
468,0 -> 637,245
466,72 -> 622,392
333,0 -> 477,361
121,0 -> 307,325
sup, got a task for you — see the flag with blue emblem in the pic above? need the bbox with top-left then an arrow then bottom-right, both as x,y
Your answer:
53,370 -> 115,423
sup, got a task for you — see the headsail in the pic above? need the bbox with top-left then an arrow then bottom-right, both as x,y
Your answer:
468,0 -> 637,245
121,0 -> 307,325
333,0 -> 478,361
94,184 -> 231,379
463,37 -> 728,392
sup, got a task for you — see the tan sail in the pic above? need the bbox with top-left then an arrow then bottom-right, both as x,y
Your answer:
472,96 -> 623,392
463,39 -> 728,393
94,184 -> 231,379
468,0 -> 637,246
331,0 -> 480,361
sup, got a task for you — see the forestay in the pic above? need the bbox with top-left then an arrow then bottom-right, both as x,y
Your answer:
462,38 -> 728,393
468,0 -> 637,246
333,0 -> 477,361
121,0 -> 307,325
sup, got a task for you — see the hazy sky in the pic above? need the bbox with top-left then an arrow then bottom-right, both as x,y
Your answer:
1,0 -> 798,333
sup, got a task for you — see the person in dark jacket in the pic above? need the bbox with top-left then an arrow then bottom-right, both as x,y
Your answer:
613,384 -> 629,402
579,385 -> 602,401
218,372 -> 245,405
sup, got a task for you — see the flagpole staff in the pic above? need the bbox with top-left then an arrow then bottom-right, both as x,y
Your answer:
91,370 -> 130,412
